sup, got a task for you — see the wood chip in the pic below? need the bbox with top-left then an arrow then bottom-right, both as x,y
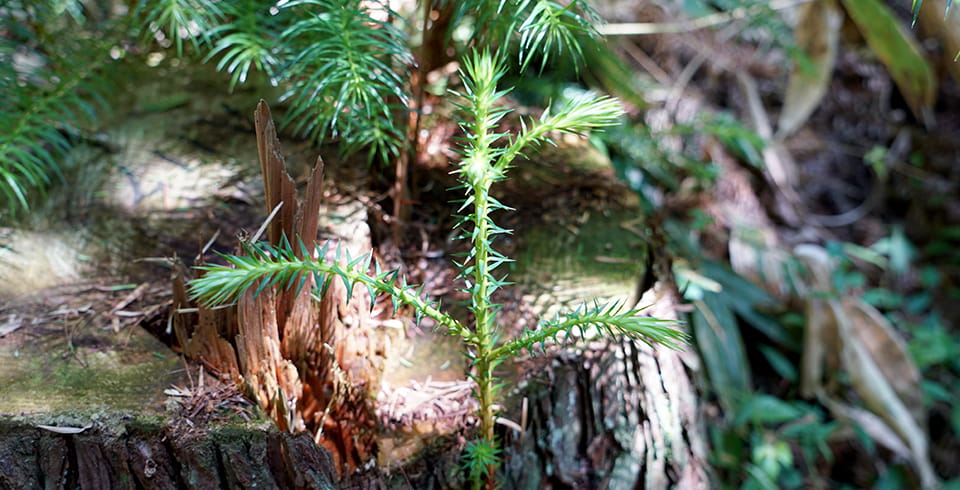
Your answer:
35,424 -> 92,434
109,283 -> 148,315
0,315 -> 23,337
113,310 -> 145,317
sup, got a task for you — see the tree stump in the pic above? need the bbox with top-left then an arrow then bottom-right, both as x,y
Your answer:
171,101 -> 390,475
0,286 -> 337,489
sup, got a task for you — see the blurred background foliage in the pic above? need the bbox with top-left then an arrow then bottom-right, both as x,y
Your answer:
2,0 -> 960,488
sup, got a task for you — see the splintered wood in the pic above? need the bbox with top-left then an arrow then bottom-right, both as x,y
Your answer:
171,100 -> 385,474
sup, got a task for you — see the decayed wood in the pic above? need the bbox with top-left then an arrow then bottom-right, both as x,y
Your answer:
250,101 -> 381,470
237,285 -> 304,432
172,100 -> 386,476
254,101 -> 298,252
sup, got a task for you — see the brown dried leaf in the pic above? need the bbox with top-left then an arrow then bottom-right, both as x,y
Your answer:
795,245 -> 937,488
841,297 -> 924,423
834,299 -> 937,488
822,398 -> 911,460
777,0 -> 843,138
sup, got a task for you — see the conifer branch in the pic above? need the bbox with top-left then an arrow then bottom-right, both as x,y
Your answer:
188,241 -> 472,341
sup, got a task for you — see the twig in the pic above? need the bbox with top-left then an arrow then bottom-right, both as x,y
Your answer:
250,202 -> 283,244
598,0 -> 814,36
619,41 -> 672,87
109,283 -> 148,315
195,229 -> 221,263
666,52 -> 707,116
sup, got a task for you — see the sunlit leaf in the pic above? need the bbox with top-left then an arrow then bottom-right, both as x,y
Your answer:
841,0 -> 936,126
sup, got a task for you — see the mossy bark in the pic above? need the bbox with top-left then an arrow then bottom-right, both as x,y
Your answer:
0,283 -> 338,489
0,414 -> 337,489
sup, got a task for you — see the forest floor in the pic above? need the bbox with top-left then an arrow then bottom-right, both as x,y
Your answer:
0,62 -> 662,482
2,3 -> 960,487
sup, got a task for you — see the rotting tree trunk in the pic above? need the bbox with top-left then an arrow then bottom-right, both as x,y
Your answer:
353,286 -> 711,489
168,103 -> 710,488
493,181 -> 711,488
171,101 -> 389,476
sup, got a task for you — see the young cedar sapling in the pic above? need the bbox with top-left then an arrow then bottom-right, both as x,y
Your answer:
188,49 -> 688,489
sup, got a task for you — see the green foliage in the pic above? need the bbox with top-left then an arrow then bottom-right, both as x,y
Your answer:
516,0 -> 598,71
909,313 -> 960,443
189,49 -> 687,488
1,0 -> 609,215
133,0 -> 224,57
137,0 -> 412,162
462,437 -> 501,484
709,380 -> 838,488
205,0 -> 283,90
446,0 -> 599,68
193,239 -> 469,338
0,0 -> 117,216
825,230 -> 920,307
278,0 -> 412,162
139,0 -> 606,162
599,111 -> 763,212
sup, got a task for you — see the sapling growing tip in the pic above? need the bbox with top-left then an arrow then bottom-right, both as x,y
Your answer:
188,49 -> 688,489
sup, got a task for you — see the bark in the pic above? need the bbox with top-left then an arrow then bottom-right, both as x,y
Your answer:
499,285 -> 709,489
0,415 -> 337,490
0,302 -> 338,490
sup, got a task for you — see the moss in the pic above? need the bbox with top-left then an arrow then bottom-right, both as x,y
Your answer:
511,209 -> 646,301
0,321 -> 182,414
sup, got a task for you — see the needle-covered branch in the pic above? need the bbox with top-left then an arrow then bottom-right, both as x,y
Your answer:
188,240 -> 472,341
491,300 -> 689,360
496,93 -> 625,172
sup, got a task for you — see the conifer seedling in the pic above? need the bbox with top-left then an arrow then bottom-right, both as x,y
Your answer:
189,49 -> 688,489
